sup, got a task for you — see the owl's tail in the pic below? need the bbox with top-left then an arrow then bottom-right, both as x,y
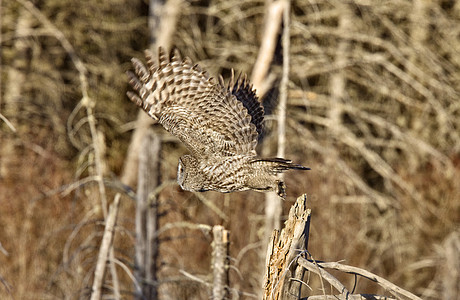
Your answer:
248,158 -> 309,198
251,158 -> 310,173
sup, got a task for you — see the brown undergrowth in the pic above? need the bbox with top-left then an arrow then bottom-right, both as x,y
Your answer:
1,0 -> 459,299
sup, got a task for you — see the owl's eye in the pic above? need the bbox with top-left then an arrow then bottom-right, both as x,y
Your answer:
178,161 -> 184,175
177,159 -> 186,187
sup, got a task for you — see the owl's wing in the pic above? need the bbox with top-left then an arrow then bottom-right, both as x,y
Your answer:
127,47 -> 262,158
225,72 -> 264,141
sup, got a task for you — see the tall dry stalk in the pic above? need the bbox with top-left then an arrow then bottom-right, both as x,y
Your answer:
90,194 -> 121,300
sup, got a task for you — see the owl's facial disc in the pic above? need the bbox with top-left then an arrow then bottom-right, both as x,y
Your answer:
177,155 -> 207,192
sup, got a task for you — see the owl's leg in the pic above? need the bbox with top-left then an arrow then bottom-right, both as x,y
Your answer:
275,180 -> 286,199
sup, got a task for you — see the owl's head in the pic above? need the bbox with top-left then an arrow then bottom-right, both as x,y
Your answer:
177,155 -> 208,192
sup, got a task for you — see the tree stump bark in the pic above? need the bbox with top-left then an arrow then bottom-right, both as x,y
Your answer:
263,194 -> 311,300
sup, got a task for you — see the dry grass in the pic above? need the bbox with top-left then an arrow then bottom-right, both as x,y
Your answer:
1,0 -> 459,299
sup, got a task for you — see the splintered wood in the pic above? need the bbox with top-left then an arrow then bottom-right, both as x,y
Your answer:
263,194 -> 311,300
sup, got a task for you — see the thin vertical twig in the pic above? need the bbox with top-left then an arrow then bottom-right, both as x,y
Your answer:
109,247 -> 121,299
277,0 -> 290,162
90,193 -> 121,300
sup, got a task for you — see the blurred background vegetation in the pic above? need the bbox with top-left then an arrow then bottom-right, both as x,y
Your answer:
0,0 -> 459,299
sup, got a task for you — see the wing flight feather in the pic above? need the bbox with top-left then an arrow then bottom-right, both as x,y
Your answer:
127,47 -> 263,158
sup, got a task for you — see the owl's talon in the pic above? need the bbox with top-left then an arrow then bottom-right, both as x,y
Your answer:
276,180 -> 286,199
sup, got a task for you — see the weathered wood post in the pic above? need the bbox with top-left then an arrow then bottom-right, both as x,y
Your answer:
263,194 -> 311,300
212,225 -> 230,300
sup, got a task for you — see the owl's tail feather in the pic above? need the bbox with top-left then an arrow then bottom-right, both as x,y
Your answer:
252,158 -> 310,173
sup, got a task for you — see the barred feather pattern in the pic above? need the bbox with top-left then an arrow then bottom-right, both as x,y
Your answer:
127,47 -> 309,198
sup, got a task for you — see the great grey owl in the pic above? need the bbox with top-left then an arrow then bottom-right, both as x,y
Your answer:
127,47 -> 309,198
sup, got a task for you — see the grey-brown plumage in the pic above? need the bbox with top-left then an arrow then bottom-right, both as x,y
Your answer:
127,47 -> 309,198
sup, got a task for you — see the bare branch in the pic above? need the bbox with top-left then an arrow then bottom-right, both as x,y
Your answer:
298,258 -> 423,300
90,194 -> 121,300
0,113 -> 16,132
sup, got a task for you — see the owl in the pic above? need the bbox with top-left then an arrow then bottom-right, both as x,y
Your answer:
127,47 -> 309,198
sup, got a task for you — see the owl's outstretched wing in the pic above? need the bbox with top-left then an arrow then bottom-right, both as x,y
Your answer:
127,47 -> 263,158
225,72 -> 264,141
